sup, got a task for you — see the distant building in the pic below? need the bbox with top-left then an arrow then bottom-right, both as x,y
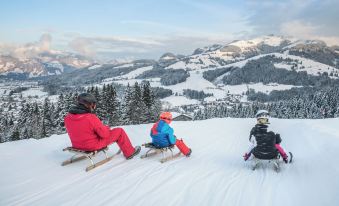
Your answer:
172,114 -> 193,121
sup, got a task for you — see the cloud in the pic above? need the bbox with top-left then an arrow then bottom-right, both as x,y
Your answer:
244,0 -> 339,45
0,33 -> 53,59
67,33 -> 234,60
69,37 -> 94,56
280,20 -> 339,46
280,20 -> 317,39
68,36 -> 165,58
39,33 -> 52,51
2,32 -> 234,61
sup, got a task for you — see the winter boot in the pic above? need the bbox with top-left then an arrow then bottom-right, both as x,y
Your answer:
175,139 -> 191,157
282,156 -> 288,164
126,146 -> 141,160
186,149 -> 192,157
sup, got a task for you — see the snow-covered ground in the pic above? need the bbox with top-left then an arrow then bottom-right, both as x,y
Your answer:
21,87 -> 48,98
162,95 -> 200,107
1,118 -> 339,206
108,70 -> 299,106
222,83 -> 301,95
114,66 -> 153,80
214,52 -> 339,82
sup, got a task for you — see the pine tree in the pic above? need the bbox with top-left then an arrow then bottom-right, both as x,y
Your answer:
106,84 -> 121,126
64,92 -> 76,112
121,84 -> 133,124
31,102 -> 41,139
93,86 -> 105,120
100,84 -> 109,123
129,82 -> 147,124
55,93 -> 66,133
41,98 -> 54,137
22,128 -> 30,140
10,127 -> 20,141
142,81 -> 155,122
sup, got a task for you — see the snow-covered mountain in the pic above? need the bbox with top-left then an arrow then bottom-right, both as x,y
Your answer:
86,35 -> 339,107
1,118 -> 339,206
166,35 -> 338,70
0,51 -> 94,77
3,35 -> 339,108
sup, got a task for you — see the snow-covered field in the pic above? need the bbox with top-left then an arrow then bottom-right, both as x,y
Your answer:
1,118 -> 339,206
107,70 -> 300,106
21,87 -> 48,98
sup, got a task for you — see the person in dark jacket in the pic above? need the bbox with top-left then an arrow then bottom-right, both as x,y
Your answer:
243,110 -> 289,163
150,112 -> 192,156
64,93 -> 140,159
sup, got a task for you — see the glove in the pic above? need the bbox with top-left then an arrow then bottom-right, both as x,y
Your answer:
243,153 -> 251,161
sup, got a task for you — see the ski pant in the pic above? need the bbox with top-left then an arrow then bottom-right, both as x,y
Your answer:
106,128 -> 135,158
275,144 -> 287,159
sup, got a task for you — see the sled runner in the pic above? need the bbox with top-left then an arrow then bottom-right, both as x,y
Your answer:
251,157 -> 281,172
251,152 -> 293,173
61,147 -> 121,172
141,143 -> 181,163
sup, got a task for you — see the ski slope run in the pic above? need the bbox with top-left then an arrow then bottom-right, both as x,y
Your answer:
1,118 -> 339,206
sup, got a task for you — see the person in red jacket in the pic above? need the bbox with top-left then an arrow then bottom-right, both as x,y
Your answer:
64,93 -> 140,159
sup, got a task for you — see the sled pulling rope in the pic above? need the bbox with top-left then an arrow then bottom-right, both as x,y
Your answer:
61,147 -> 121,172
141,143 -> 181,163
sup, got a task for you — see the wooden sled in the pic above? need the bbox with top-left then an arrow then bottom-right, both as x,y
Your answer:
251,157 -> 281,172
141,143 -> 181,163
61,147 -> 121,172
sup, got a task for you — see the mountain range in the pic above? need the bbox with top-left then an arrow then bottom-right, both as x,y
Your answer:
0,51 -> 94,78
2,35 -> 339,107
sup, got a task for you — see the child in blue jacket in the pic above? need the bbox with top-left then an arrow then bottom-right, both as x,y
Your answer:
151,112 -> 192,156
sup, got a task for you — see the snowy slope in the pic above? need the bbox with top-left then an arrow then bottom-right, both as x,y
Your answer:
1,118 -> 339,206
213,52 -> 338,83
94,36 -> 339,107
166,35 -> 296,71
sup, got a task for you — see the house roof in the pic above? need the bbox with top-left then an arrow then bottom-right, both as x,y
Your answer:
172,113 -> 193,119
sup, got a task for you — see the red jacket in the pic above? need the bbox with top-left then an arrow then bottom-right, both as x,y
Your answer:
64,113 -> 111,151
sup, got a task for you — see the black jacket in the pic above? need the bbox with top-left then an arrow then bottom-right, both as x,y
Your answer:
69,104 -> 92,114
249,124 -> 282,159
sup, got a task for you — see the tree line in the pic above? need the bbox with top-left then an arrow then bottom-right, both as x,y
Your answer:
193,87 -> 339,120
0,81 -> 161,143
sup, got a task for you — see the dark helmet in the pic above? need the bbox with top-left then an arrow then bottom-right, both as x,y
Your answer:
77,93 -> 97,105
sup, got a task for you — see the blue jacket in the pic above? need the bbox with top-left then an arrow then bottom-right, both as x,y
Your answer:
150,120 -> 176,148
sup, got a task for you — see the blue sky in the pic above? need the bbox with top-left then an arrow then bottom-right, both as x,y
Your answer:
0,0 -> 338,60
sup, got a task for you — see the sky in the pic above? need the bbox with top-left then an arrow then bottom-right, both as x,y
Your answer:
0,0 -> 338,61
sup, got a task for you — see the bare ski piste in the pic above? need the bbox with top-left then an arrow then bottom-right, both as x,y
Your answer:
61,147 -> 121,172
141,143 -> 182,163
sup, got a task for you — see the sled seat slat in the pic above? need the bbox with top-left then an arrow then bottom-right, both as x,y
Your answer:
61,146 -> 121,172
142,143 -> 174,150
141,142 -> 181,163
62,147 -> 108,156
